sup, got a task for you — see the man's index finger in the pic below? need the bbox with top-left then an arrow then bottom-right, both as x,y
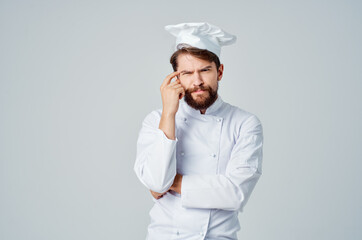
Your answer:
161,71 -> 180,88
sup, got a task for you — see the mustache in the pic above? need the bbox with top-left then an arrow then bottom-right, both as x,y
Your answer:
188,85 -> 209,93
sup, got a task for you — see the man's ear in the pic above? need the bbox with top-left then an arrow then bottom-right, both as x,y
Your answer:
217,64 -> 224,81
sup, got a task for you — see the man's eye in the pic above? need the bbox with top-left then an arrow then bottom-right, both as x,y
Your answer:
201,69 -> 209,72
183,73 -> 190,75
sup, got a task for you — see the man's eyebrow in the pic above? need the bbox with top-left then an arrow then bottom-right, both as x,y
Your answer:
201,65 -> 213,69
180,66 -> 213,74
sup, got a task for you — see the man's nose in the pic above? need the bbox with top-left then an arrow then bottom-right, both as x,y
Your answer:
192,72 -> 204,86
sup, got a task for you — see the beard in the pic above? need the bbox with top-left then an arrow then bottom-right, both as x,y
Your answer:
184,82 -> 218,110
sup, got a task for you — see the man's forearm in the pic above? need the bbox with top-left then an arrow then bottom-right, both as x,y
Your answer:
159,112 -> 176,140
170,173 -> 183,194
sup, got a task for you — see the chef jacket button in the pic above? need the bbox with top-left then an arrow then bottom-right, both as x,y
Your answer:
199,232 -> 204,236
183,117 -> 187,122
181,152 -> 185,156
212,153 -> 216,158
176,231 -> 179,235
216,118 -> 221,122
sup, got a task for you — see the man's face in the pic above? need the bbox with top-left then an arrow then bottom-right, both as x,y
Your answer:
176,53 -> 224,111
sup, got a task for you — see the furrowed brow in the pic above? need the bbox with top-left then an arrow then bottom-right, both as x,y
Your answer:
201,65 -> 212,70
180,70 -> 193,74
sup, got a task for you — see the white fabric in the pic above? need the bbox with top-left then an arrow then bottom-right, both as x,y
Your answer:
134,95 -> 263,240
165,22 -> 237,58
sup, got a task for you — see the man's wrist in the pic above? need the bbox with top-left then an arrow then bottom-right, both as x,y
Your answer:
161,110 -> 176,118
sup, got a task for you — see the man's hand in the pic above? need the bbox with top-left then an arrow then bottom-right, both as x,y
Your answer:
160,71 -> 185,116
149,190 -> 167,200
159,72 -> 185,140
149,174 -> 183,200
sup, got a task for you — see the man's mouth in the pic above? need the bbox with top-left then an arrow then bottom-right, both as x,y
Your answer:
194,89 -> 204,93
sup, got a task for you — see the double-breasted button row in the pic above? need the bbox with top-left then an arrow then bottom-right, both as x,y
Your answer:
180,152 -> 216,158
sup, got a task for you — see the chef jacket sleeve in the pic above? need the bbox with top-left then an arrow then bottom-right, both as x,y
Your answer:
181,114 -> 263,212
134,111 -> 178,193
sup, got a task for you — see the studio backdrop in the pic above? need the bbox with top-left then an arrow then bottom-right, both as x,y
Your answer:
0,0 -> 361,239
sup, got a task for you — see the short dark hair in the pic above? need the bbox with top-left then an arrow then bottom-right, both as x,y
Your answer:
170,46 -> 221,71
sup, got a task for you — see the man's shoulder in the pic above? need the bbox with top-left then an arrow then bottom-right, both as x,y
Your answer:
142,108 -> 163,125
142,107 -> 186,122
223,101 -> 261,125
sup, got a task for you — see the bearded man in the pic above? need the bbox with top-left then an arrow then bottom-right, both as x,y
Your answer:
134,22 -> 264,240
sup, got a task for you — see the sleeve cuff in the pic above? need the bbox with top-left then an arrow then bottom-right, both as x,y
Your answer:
156,128 -> 178,142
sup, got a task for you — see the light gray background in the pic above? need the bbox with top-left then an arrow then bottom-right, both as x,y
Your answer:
1,0 -> 361,239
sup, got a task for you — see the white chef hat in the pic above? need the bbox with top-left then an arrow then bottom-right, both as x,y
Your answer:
164,22 -> 237,58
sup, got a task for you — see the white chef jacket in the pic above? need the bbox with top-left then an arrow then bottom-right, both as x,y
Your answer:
134,95 -> 263,240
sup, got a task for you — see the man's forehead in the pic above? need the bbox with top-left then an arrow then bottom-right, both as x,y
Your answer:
177,54 -> 216,70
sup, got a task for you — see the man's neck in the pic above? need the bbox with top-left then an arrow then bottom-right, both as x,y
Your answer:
200,109 -> 206,114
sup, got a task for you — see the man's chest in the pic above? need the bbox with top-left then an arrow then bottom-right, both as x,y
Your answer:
175,115 -> 237,175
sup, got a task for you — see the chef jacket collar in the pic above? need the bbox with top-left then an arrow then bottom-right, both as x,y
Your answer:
181,94 -> 224,116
